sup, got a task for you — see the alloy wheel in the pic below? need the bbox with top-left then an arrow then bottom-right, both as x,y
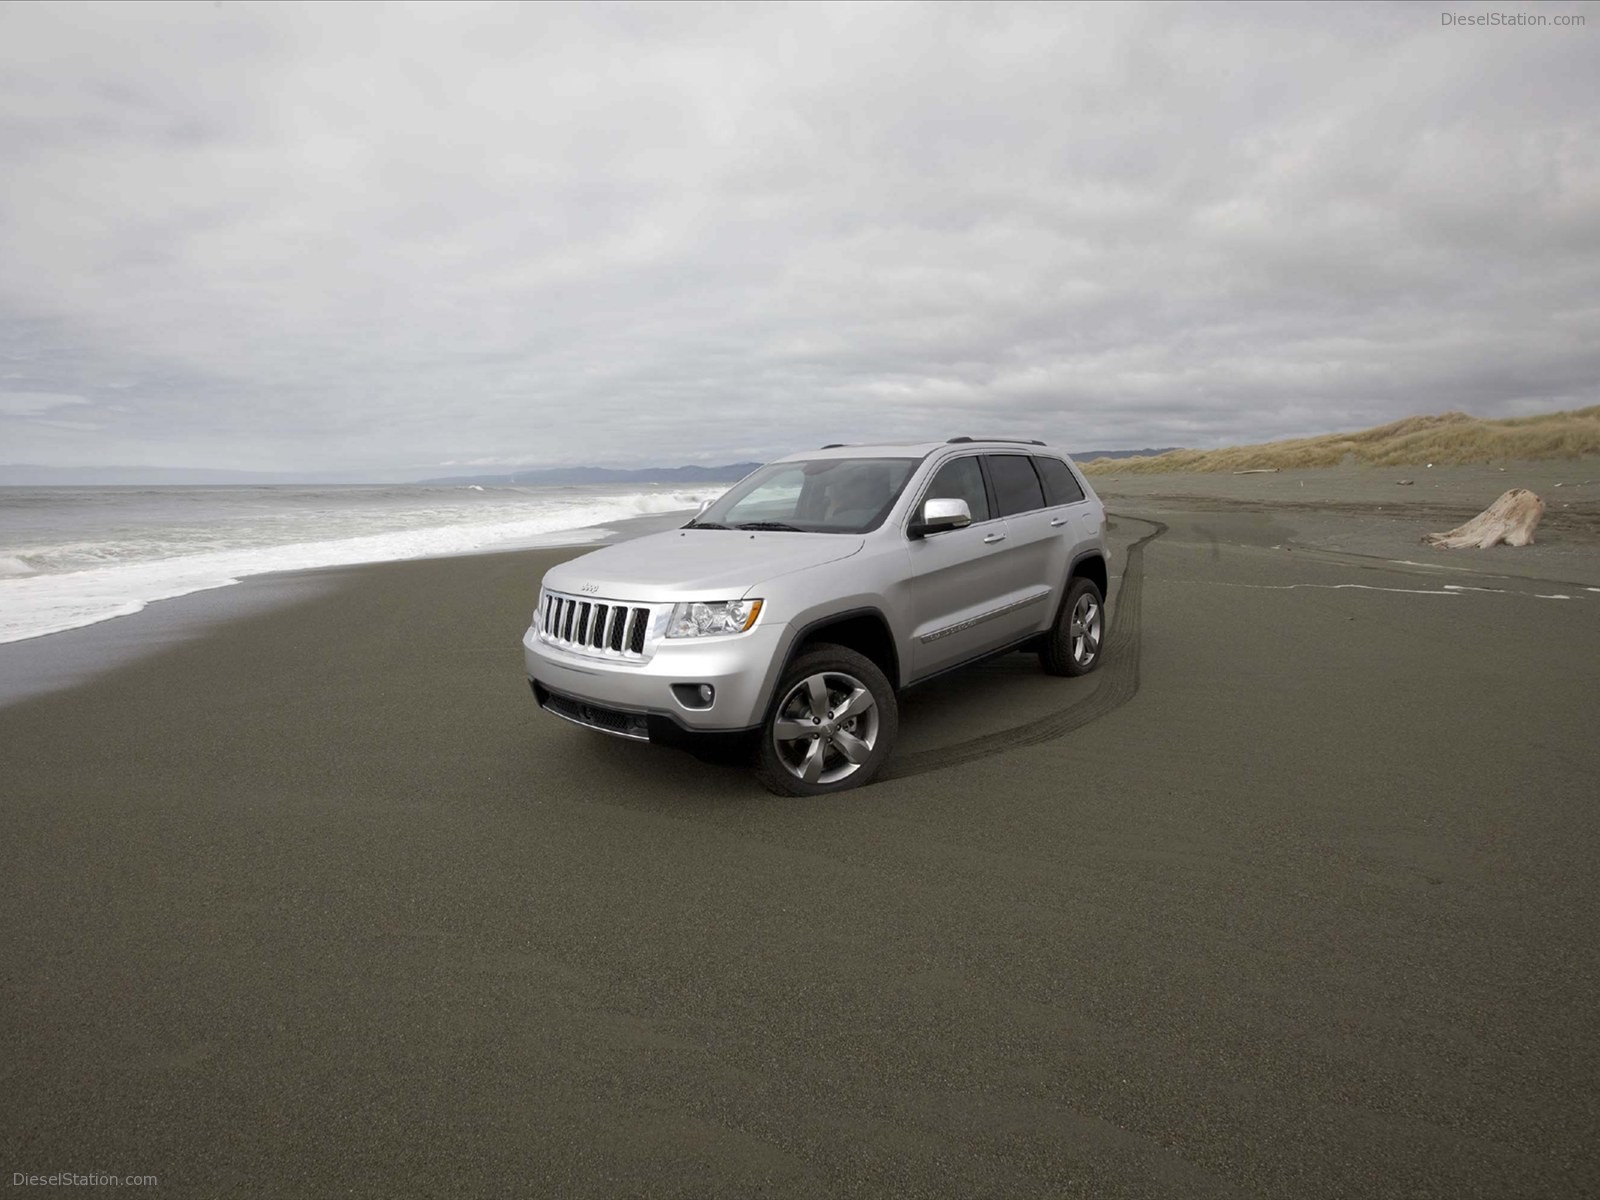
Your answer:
771,671 -> 880,785
1070,592 -> 1102,667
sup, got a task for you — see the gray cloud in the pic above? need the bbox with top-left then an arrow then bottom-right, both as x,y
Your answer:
1,0 -> 1596,472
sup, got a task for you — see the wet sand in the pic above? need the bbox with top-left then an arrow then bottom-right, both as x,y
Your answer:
2,478 -> 1597,1197
1094,457 -> 1600,584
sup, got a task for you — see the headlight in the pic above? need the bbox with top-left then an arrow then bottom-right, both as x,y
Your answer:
666,598 -> 763,638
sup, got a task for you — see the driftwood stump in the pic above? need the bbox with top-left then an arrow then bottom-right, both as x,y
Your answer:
1424,488 -> 1545,549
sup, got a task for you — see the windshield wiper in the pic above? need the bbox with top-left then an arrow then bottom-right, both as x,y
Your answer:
736,521 -> 805,532
684,520 -> 731,530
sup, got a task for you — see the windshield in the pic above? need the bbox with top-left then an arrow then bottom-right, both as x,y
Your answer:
688,457 -> 920,534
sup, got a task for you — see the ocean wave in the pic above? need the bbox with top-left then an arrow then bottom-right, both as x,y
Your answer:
0,488 -> 714,644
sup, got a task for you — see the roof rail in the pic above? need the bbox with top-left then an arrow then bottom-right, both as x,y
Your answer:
946,436 -> 1046,446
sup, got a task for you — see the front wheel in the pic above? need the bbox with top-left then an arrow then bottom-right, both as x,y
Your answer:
755,644 -> 898,796
1040,577 -> 1105,677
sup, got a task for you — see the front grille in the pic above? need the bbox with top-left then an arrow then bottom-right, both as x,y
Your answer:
539,688 -> 650,741
539,591 -> 656,661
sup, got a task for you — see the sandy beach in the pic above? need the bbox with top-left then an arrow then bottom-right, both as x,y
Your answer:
3,469 -> 1598,1197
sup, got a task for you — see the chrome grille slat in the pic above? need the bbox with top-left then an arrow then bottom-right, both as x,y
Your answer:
537,590 -> 656,662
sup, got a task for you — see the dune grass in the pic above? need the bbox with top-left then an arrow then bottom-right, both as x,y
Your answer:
1080,406 -> 1600,474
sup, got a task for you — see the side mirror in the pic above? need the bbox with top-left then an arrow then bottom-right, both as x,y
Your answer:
909,497 -> 972,539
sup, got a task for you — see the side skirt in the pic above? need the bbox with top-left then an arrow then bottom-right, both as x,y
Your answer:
900,633 -> 1047,692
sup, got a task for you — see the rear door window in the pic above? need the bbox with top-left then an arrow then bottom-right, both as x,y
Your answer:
1033,456 -> 1086,506
986,454 -> 1046,517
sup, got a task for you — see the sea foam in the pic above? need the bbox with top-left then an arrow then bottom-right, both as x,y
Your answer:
0,488 -> 710,644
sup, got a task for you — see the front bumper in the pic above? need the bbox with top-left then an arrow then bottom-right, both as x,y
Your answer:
523,619 -> 787,736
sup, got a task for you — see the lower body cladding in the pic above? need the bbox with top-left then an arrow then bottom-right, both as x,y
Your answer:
529,682 -> 754,761
522,620 -> 787,747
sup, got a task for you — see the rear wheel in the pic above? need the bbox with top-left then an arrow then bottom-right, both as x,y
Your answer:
756,644 -> 897,796
1041,577 -> 1105,677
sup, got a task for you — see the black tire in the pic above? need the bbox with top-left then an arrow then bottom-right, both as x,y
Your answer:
755,643 -> 898,796
1040,576 -> 1106,677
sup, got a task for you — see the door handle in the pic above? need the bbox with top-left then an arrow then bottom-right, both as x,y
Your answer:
1049,517 -> 1069,527
983,532 -> 1006,544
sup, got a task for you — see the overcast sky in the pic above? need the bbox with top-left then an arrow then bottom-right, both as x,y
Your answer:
1,1 -> 1596,475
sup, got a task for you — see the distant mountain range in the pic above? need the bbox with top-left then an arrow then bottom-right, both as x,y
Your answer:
1,448 -> 1177,487
0,465 -> 319,486
0,463 -> 768,486
1069,448 -> 1179,462
418,449 -> 1175,486
415,463 -> 765,486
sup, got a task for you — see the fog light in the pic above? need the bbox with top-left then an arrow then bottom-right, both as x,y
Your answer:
670,683 -> 717,710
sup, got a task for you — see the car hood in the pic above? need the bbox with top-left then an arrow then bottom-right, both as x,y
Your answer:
541,529 -> 865,602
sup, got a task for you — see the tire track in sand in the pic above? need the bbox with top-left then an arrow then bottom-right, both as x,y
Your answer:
878,515 -> 1167,782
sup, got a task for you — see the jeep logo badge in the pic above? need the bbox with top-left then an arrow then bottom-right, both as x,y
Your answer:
579,582 -> 600,594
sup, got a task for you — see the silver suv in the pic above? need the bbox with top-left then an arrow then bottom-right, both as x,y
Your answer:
523,438 -> 1111,795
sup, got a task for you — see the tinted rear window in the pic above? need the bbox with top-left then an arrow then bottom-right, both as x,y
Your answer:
1034,456 -> 1086,505
986,454 -> 1046,517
